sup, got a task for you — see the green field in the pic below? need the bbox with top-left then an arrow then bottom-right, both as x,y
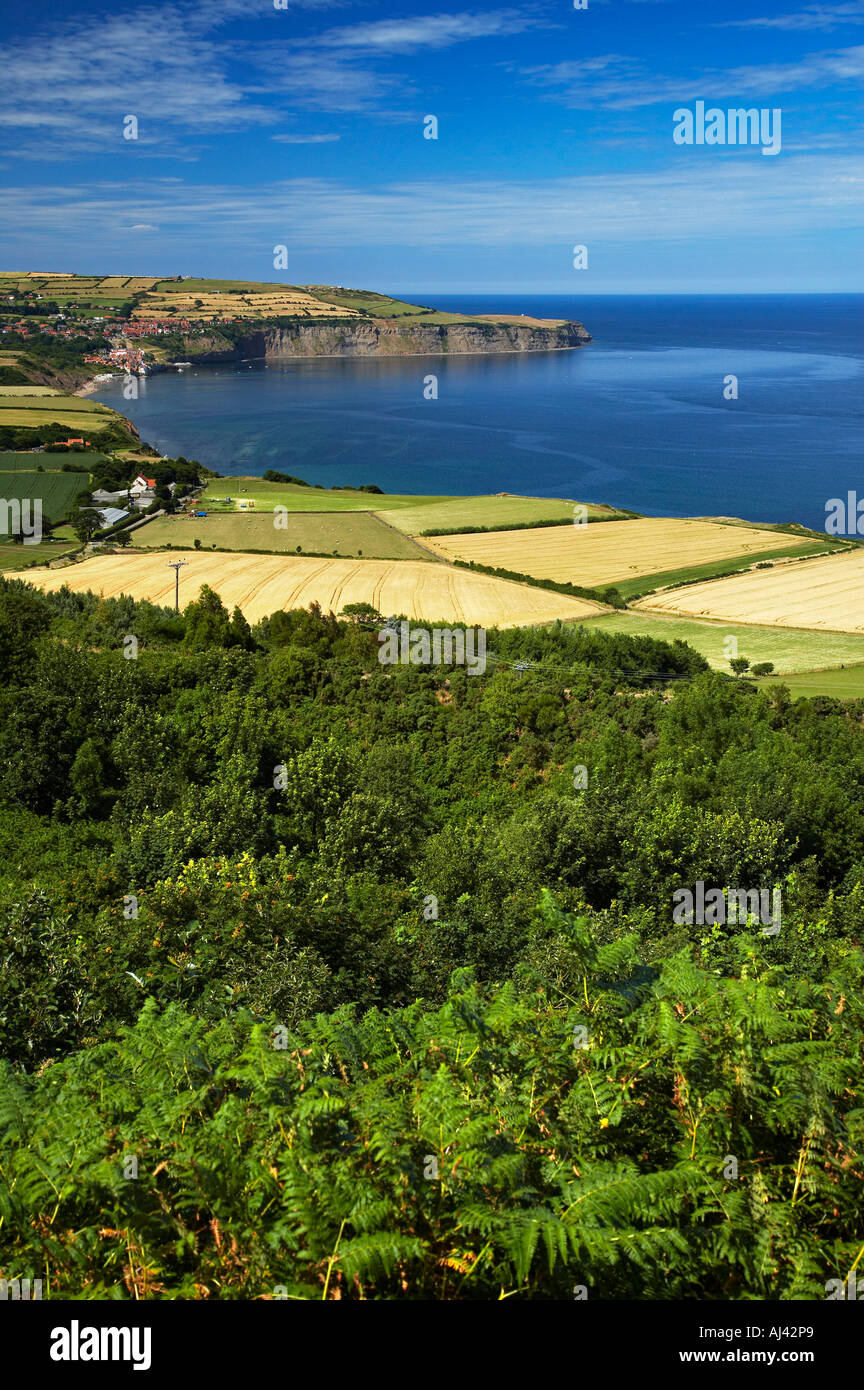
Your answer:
583,610 -> 864,675
135,510 -> 434,560
0,470 -> 89,530
0,388 -> 116,435
200,478 -> 451,513
303,288 -> 437,317
151,278 -> 289,294
0,391 -> 106,412
382,495 -> 621,535
753,666 -> 864,700
0,451 -> 107,472
198,481 -> 609,535
0,386 -> 57,397
0,540 -> 78,568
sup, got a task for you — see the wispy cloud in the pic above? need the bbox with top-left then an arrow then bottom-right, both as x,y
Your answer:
310,9 -> 550,53
522,44 -> 864,108
2,156 -> 859,257
271,133 -> 341,143
718,3 -> 864,32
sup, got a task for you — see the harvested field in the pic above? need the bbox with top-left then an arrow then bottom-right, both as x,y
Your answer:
633,551 -> 864,634
421,518 -> 814,588
7,551 -> 607,627
136,511 -> 432,561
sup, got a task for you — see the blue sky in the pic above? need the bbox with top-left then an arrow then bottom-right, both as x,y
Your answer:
0,0 -> 861,293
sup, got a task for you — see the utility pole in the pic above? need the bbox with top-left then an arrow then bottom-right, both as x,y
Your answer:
167,560 -> 188,612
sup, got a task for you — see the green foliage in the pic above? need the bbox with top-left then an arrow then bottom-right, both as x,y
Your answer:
1,935 -> 861,1299
0,582 -> 862,1298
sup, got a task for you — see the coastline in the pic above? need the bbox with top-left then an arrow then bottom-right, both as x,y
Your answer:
75,375 -> 118,398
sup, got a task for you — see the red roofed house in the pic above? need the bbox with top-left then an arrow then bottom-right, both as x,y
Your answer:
130,473 -> 157,496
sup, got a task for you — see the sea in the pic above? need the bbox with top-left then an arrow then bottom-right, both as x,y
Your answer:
92,294 -> 864,531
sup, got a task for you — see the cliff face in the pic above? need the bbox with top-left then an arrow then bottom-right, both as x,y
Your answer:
179,317 -> 590,363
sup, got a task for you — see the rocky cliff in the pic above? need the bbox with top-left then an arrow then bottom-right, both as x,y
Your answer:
176,317 -> 590,363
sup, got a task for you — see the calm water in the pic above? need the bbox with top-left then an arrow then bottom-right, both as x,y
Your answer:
93,295 -> 864,530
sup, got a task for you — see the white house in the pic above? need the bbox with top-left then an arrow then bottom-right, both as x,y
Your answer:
130,473 -> 156,496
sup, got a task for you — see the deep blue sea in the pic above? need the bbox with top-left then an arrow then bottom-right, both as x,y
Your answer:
93,295 -> 864,530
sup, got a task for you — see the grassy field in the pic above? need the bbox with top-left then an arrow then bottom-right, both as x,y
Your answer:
383,495 -> 620,534
198,481 -> 607,534
0,451 -> 107,472
200,479 -> 451,513
635,550 -> 864,634
0,387 -> 106,408
0,386 -> 57,397
421,518 -> 815,589
7,551 -> 607,627
582,611 -> 864,674
613,544 -> 841,598
0,387 -> 116,433
152,279 -> 295,294
752,666 -> 864,700
135,511 -> 432,561
0,540 -> 78,569
303,288 -> 440,317
0,470 -> 90,529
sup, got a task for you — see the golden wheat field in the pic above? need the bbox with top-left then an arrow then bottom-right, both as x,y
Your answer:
634,550 -> 864,633
420,518 -> 811,587
7,552 -> 606,627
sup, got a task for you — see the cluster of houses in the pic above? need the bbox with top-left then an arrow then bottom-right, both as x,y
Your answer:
90,473 -> 165,527
83,345 -> 148,374
122,317 -> 236,335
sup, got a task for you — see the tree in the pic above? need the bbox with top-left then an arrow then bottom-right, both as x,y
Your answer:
73,509 -> 102,543
183,584 -> 231,649
67,737 -> 106,818
730,656 -> 751,677
113,528 -> 131,548
750,661 -> 775,677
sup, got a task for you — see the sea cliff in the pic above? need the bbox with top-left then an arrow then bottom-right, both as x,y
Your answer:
169,317 -> 591,363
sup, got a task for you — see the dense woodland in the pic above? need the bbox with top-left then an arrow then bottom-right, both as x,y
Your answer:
0,576 -> 861,1299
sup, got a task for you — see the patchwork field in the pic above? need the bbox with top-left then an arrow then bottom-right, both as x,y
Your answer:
634,551 -> 864,634
421,518 -> 819,591
134,288 -> 361,321
0,387 -> 117,433
7,551 -> 607,627
135,511 -> 432,561
582,611 -> 864,674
